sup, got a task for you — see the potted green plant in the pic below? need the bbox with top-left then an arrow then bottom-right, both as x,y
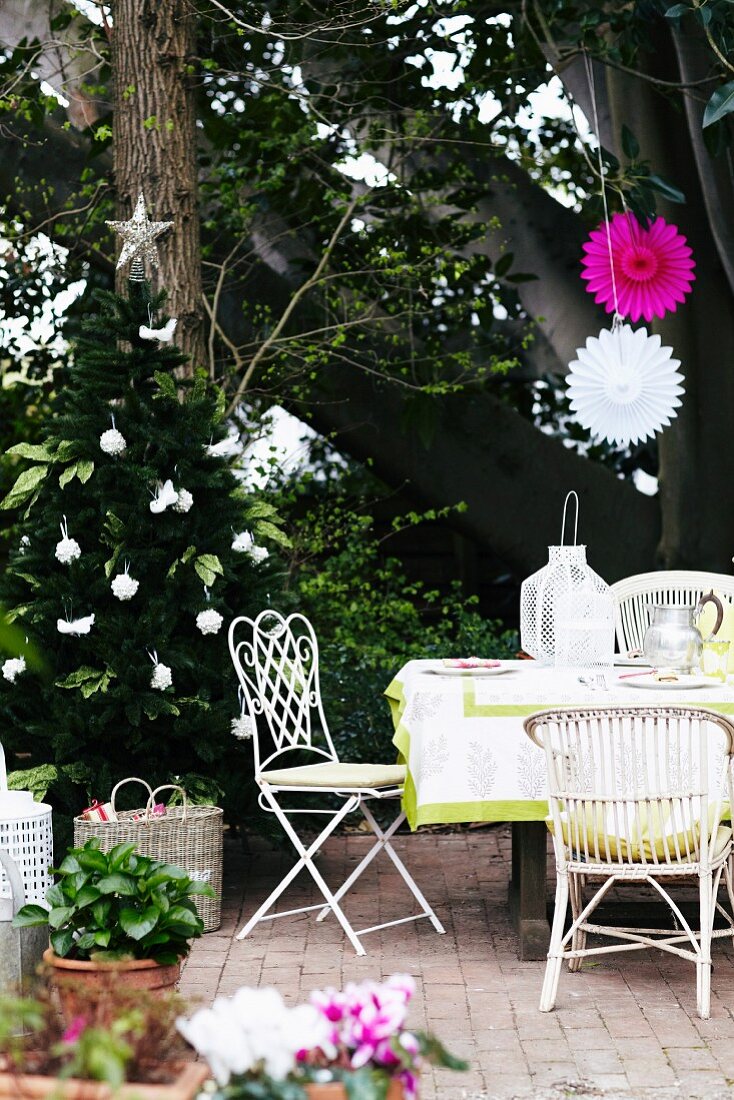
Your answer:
13,838 -> 214,1018
177,973 -> 466,1100
0,985 -> 209,1098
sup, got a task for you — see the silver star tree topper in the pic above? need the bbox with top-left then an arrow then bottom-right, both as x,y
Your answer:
106,192 -> 173,279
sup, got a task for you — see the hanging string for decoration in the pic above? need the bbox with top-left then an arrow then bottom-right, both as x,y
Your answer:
564,55 -> 688,449
581,212 -> 695,322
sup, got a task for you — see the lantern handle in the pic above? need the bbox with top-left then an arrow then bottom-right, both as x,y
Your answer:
561,491 -> 579,546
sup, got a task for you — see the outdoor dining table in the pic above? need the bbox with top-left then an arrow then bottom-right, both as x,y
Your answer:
384,658 -> 734,960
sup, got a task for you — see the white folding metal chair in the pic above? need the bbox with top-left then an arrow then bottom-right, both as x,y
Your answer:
228,609 -> 445,955
524,706 -> 734,1019
611,570 -> 734,654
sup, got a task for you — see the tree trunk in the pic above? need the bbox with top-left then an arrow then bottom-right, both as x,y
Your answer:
111,0 -> 203,369
607,39 -> 734,571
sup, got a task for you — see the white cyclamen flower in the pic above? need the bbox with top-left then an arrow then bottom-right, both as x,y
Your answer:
2,656 -> 26,683
111,571 -> 139,601
196,609 -> 224,635
231,530 -> 254,553
100,428 -> 127,456
151,662 -> 173,690
173,488 -> 193,513
231,715 -> 253,740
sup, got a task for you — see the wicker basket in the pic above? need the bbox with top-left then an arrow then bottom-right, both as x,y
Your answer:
73,779 -> 223,932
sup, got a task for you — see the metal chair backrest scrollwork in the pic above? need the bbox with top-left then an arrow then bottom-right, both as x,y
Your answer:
228,610 -> 338,776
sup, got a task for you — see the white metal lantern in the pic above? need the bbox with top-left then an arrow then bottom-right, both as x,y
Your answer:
520,491 -> 614,667
0,742 -> 53,907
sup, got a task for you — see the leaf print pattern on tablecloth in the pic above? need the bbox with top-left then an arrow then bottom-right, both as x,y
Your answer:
467,741 -> 497,798
407,691 -> 442,724
517,742 -> 546,798
418,735 -> 450,782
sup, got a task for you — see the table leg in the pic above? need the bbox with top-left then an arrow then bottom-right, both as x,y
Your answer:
508,821 -> 549,960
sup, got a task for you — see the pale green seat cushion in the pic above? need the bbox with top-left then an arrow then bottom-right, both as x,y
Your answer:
260,761 -> 406,789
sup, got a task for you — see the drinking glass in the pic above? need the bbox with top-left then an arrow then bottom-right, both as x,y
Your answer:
700,639 -> 730,682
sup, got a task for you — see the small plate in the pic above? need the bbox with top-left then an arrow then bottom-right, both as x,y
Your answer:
618,675 -> 722,691
426,665 -> 513,678
613,656 -> 652,668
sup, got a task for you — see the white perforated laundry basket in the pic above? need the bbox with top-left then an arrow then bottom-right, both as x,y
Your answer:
0,744 -> 53,907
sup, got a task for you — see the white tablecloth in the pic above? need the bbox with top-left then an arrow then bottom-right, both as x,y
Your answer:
385,659 -> 734,830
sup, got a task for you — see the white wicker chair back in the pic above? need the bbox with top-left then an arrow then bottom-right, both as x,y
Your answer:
525,706 -> 734,871
611,570 -> 734,654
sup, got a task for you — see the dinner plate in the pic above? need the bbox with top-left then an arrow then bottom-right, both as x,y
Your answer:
426,666 -> 513,678
618,674 -> 722,691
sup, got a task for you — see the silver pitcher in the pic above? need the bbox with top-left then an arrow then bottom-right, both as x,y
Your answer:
643,591 -> 724,671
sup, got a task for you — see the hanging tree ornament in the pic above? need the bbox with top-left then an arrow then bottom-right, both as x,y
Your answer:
205,436 -> 240,458
231,714 -> 253,740
55,517 -> 81,564
149,479 -> 178,514
57,613 -> 95,636
2,656 -> 26,683
106,192 -> 173,281
111,563 -> 139,601
149,650 -> 173,691
231,530 -> 254,553
100,413 -> 127,457
139,317 -> 178,343
581,212 -> 695,323
173,488 -> 193,513
567,322 -> 684,448
196,608 -> 224,635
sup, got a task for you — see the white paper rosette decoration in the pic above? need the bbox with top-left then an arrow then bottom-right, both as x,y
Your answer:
111,567 -> 139,601
173,488 -> 193,513
55,518 -> 81,564
2,656 -> 26,683
100,427 -> 127,456
196,608 -> 224,635
566,323 -> 684,447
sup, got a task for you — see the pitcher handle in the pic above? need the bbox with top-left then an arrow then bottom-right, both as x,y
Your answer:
695,590 -> 724,638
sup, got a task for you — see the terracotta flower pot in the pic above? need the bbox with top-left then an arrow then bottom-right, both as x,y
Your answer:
0,1060 -> 209,1099
42,948 -> 181,1023
305,1080 -> 405,1100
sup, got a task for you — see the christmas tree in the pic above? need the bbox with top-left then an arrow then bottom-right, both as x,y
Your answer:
0,194 -> 283,828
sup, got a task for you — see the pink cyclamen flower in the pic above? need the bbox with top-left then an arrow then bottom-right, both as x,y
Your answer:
580,212 -> 695,322
61,1015 -> 87,1044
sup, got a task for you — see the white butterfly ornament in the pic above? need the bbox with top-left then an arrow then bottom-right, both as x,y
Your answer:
57,613 -> 95,636
150,479 -> 179,514
139,318 -> 178,343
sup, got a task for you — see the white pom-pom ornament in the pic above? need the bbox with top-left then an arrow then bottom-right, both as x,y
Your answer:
249,545 -> 269,564
111,566 -> 139,601
231,715 -> 253,740
196,609 -> 224,635
566,323 -> 684,447
2,656 -> 26,683
149,651 -> 173,691
100,428 -> 127,457
173,488 -> 193,513
55,517 -> 81,564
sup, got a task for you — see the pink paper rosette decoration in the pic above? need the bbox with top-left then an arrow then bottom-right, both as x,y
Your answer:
581,212 -> 695,322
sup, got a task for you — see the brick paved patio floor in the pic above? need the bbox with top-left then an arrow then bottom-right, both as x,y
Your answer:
180,827 -> 734,1099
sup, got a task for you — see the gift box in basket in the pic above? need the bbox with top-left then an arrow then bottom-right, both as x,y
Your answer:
74,778 -> 223,932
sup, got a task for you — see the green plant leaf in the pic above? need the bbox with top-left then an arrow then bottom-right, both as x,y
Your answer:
621,124 -> 639,159
59,461 -> 78,489
108,842 -> 137,870
75,885 -> 102,908
97,873 -> 138,896
253,520 -> 291,547
1,465 -> 49,510
703,81 -> 734,128
494,252 -> 514,278
6,442 -> 53,461
120,905 -> 159,940
12,904 -> 49,928
48,905 -> 75,929
56,666 -> 104,690
50,928 -> 75,957
94,929 -> 112,947
194,553 -> 223,586
74,932 -> 97,952
647,174 -> 685,204
54,440 -> 77,462
77,848 -> 109,874
77,459 -> 94,484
